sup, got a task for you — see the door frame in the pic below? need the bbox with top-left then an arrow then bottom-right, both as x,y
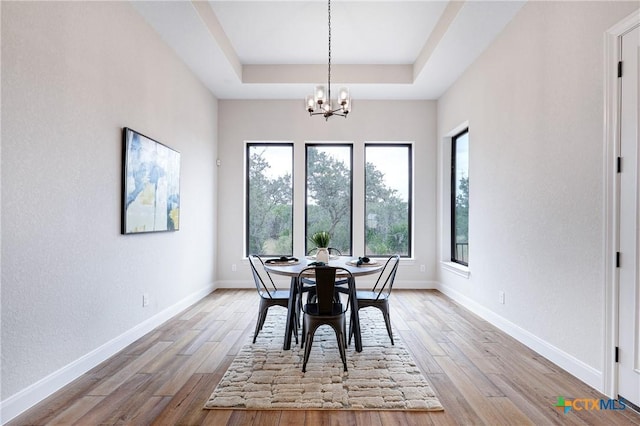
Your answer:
604,9 -> 640,399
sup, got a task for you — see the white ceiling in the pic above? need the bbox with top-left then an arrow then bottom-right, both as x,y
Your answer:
132,1 -> 526,101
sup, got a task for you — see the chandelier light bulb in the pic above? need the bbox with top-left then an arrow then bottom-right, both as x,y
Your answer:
339,88 -> 349,104
314,85 -> 326,104
306,95 -> 315,112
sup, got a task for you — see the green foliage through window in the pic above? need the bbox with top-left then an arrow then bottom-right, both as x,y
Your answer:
365,145 -> 411,257
246,144 -> 293,256
246,142 -> 415,259
305,145 -> 352,255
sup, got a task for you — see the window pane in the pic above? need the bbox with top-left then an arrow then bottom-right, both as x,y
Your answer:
306,145 -> 352,255
365,144 -> 411,257
246,144 -> 293,256
452,130 -> 469,265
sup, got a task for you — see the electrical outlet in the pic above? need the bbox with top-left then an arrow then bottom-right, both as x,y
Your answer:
420,264 -> 426,272
143,293 -> 149,307
232,264 -> 237,272
499,291 -> 505,304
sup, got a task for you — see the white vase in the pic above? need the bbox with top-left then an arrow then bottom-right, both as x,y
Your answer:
316,247 -> 329,263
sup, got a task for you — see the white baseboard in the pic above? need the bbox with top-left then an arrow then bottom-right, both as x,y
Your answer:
0,283 -> 215,425
215,279 -> 439,290
6,280 -> 595,424
437,282 -> 603,392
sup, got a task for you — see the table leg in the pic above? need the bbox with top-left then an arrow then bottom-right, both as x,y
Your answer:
283,276 -> 298,350
349,276 -> 363,352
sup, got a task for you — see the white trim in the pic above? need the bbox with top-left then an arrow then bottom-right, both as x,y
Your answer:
437,282 -> 602,391
441,261 -> 471,279
0,283 -> 215,425
446,121 -> 470,139
603,9 -> 640,400
215,279 -> 438,290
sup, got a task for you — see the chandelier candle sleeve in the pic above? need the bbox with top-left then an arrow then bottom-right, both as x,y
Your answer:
315,86 -> 326,104
339,88 -> 349,103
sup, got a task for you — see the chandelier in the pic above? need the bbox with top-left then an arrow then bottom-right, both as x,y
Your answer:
305,0 -> 351,120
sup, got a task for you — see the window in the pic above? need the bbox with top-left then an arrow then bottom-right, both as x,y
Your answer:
246,141 -> 414,259
246,143 -> 293,256
451,129 -> 469,265
305,144 -> 353,255
365,144 -> 412,257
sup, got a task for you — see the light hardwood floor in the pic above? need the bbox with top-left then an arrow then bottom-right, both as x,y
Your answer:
8,289 -> 640,425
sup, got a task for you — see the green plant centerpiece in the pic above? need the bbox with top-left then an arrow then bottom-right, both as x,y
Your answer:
310,231 -> 331,263
310,231 -> 330,248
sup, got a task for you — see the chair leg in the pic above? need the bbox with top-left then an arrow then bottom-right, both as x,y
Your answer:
253,302 -> 268,343
382,310 -> 394,345
302,325 -> 316,373
252,317 -> 261,344
288,304 -> 299,345
378,302 -> 394,345
348,309 -> 357,345
336,332 -> 347,372
337,319 -> 348,371
301,315 -> 307,349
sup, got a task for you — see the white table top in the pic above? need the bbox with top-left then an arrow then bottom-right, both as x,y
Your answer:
263,256 -> 383,277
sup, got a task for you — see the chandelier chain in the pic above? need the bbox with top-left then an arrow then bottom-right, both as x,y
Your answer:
327,0 -> 331,102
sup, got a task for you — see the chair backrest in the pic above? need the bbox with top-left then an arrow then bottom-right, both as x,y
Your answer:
248,254 -> 277,298
306,247 -> 343,256
298,266 -> 352,314
371,254 -> 400,299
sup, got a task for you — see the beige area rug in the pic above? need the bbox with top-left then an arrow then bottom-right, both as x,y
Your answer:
204,308 -> 444,411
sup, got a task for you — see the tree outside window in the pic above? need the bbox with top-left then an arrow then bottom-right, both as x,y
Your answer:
246,143 -> 293,256
365,144 -> 412,257
305,145 -> 352,255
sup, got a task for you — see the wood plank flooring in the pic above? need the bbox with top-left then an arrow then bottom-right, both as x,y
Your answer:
8,289 -> 640,425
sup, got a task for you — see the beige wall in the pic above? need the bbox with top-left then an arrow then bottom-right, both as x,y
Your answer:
437,1 -> 639,389
1,0 -> 218,410
217,100 -> 437,288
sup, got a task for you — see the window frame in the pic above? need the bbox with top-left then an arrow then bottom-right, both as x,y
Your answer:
304,143 -> 354,256
450,128 -> 469,266
245,142 -> 294,257
364,143 -> 413,258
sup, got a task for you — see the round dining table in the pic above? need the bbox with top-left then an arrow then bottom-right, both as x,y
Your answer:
263,256 -> 383,352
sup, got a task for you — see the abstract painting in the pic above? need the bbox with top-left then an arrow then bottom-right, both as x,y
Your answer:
122,127 -> 180,234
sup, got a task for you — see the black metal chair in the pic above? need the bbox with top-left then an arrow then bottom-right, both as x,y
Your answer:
298,266 -> 353,372
349,254 -> 400,345
298,247 -> 345,321
248,254 -> 297,344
